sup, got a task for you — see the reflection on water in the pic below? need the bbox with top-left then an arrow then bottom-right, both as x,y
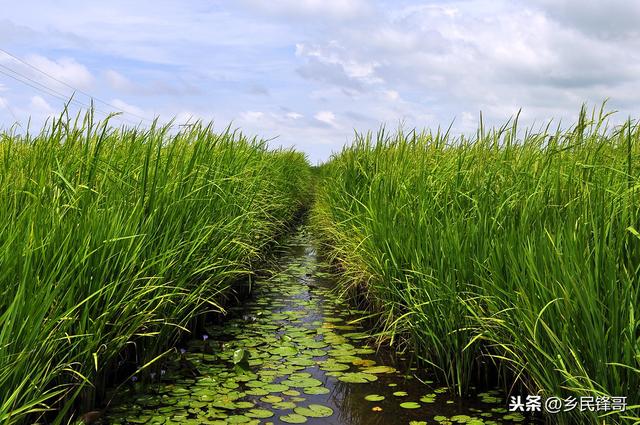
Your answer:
99,227 -> 539,425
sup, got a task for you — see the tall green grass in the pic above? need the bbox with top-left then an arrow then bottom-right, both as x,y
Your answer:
0,109 -> 311,424
313,107 -> 640,424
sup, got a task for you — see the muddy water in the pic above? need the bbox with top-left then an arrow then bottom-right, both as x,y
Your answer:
99,227 -> 536,425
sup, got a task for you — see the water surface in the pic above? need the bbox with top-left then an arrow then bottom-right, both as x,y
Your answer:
100,227 -> 536,425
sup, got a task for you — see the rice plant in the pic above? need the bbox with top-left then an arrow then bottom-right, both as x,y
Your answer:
0,109 -> 311,424
312,106 -> 640,424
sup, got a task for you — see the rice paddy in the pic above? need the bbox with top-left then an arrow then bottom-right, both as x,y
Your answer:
97,227 -> 531,425
0,111 -> 311,424
1,106 -> 639,425
312,107 -> 640,424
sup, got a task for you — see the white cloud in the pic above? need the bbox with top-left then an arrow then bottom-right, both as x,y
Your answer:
286,112 -> 303,120
290,0 -> 640,134
314,110 -> 336,126
30,95 -> 53,112
1,0 -> 640,162
25,55 -> 94,90
173,111 -> 205,126
296,43 -> 378,80
109,98 -> 147,118
104,69 -> 200,97
239,0 -> 371,21
240,111 -> 265,123
105,70 -> 134,91
296,42 -> 382,88
384,90 -> 400,102
534,0 -> 640,39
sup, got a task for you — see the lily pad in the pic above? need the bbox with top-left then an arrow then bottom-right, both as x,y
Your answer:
272,401 -> 297,410
227,415 -> 251,423
281,377 -> 323,388
294,404 -> 334,418
233,349 -> 250,365
279,413 -> 308,424
301,340 -> 328,349
319,362 -> 350,372
352,359 -> 376,367
263,383 -> 290,393
364,394 -> 385,402
420,394 -> 436,403
289,357 -> 315,366
273,347 -> 298,356
245,409 -> 274,419
303,386 -> 330,395
337,372 -> 378,383
245,388 -> 269,396
361,365 -> 396,374
450,415 -> 478,423
260,395 -> 283,404
399,402 -> 421,409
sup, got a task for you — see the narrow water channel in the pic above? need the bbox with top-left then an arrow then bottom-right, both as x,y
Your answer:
99,227 -> 536,425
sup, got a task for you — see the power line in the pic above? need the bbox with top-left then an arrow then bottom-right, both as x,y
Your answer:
0,64 -> 96,110
0,48 -> 153,123
0,66 -> 141,126
0,48 -> 153,124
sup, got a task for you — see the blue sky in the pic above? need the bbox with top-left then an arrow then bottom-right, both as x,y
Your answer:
1,0 -> 639,163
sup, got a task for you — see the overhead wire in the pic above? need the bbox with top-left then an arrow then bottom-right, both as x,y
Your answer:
0,48 -> 152,126
0,48 -> 153,123
0,66 -> 139,127
0,65 -> 97,109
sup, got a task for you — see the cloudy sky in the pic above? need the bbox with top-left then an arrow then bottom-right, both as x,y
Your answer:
1,1 -> 639,162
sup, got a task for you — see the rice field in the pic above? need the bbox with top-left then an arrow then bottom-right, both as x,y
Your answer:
95,227 -> 533,425
2,105 -> 639,425
312,107 -> 640,424
0,110 -> 311,424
